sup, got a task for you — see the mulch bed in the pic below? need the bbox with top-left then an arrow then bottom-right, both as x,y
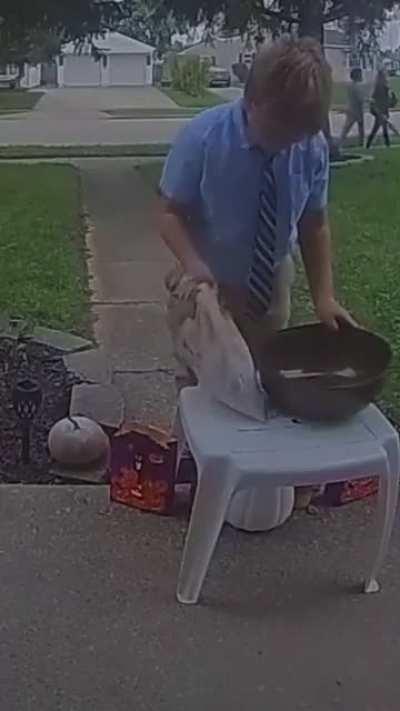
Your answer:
0,338 -> 77,484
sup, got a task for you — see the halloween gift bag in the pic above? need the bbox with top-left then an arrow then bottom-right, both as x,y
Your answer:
320,477 -> 379,507
110,425 -> 177,515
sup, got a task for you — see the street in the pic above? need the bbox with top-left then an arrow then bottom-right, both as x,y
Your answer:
1,87 -> 399,145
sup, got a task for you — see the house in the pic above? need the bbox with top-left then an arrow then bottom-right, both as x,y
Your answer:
0,62 -> 41,89
324,28 -> 350,82
178,28 -> 376,84
57,32 -> 154,87
179,34 -> 258,81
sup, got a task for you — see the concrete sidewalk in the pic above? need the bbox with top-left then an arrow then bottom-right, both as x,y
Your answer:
80,158 -> 175,428
1,485 -> 399,710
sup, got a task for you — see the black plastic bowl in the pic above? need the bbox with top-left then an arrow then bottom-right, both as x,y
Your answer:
259,323 -> 392,422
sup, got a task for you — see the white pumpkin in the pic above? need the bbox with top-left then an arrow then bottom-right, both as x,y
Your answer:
48,417 -> 110,467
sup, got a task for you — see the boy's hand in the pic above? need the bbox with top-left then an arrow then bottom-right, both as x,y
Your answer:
185,257 -> 215,286
315,297 -> 358,331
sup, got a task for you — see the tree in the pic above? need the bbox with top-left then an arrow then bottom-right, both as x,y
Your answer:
164,1 -> 396,44
0,30 -> 62,85
0,1 -> 122,84
0,1 -> 122,46
118,0 -> 181,58
165,1 -> 397,156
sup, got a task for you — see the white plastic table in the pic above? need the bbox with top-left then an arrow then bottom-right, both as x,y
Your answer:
176,387 -> 400,605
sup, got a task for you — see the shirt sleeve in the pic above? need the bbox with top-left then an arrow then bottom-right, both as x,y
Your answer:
304,133 -> 330,213
159,123 -> 204,208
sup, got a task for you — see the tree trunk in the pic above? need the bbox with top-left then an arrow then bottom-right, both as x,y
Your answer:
17,62 -> 25,89
297,2 -> 339,160
298,2 -> 323,41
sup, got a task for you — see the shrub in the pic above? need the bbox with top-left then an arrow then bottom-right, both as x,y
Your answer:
171,56 -> 209,96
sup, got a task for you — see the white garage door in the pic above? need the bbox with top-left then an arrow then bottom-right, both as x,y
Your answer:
110,54 -> 146,86
63,55 -> 101,87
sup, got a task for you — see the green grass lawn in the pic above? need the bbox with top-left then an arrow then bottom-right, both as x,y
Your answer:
161,87 -> 226,109
0,144 -> 170,160
105,108 -> 199,119
0,164 -> 90,334
0,89 -> 44,114
139,151 -> 400,417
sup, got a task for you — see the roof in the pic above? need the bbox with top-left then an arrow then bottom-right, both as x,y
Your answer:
63,31 -> 154,56
180,35 -> 245,54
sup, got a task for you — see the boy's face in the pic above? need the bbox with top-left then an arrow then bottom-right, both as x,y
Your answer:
247,100 -> 314,151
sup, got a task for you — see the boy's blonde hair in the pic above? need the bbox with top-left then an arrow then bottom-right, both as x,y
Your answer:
245,37 -> 332,134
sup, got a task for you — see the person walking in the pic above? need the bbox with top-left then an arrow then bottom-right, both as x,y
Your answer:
367,69 -> 399,148
339,67 -> 365,147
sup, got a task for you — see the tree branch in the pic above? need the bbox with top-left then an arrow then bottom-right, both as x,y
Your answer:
262,7 -> 298,24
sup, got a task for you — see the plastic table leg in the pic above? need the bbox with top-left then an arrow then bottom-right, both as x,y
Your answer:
177,461 -> 237,605
364,447 -> 400,594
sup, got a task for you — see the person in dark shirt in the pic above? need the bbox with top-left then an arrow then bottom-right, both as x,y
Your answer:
367,69 -> 399,148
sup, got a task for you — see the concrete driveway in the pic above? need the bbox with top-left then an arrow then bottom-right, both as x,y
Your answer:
36,87 -> 177,116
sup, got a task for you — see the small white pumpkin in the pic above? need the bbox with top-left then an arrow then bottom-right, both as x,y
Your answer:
48,417 -> 110,467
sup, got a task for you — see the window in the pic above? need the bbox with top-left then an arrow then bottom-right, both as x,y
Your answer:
59,56 -> 64,67
146,54 -> 152,66
102,55 -> 108,69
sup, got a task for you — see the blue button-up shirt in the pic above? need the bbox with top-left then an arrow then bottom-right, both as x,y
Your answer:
160,99 -> 329,287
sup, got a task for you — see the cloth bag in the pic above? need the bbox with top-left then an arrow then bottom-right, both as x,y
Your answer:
178,283 -> 266,421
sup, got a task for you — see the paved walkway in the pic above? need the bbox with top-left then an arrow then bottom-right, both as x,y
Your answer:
79,158 -> 175,428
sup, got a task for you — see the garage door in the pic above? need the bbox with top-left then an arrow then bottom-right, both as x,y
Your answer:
110,54 -> 146,86
63,55 -> 101,87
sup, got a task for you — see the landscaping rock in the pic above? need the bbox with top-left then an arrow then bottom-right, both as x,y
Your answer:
0,316 -> 29,340
63,348 -> 112,385
33,326 -> 93,354
70,383 -> 124,429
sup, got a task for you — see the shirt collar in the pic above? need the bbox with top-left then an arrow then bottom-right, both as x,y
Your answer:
232,99 -> 277,162
232,98 -> 253,149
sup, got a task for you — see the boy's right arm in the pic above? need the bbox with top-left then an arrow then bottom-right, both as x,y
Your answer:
158,125 -> 215,285
158,198 -> 214,284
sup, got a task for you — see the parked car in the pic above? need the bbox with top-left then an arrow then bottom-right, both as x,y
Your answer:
209,66 -> 231,88
0,71 -> 17,89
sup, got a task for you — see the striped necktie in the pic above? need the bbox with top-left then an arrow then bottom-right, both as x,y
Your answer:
247,157 -> 278,319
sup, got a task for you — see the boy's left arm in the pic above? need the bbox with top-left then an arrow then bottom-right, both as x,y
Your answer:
299,209 -> 355,330
298,134 -> 356,330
